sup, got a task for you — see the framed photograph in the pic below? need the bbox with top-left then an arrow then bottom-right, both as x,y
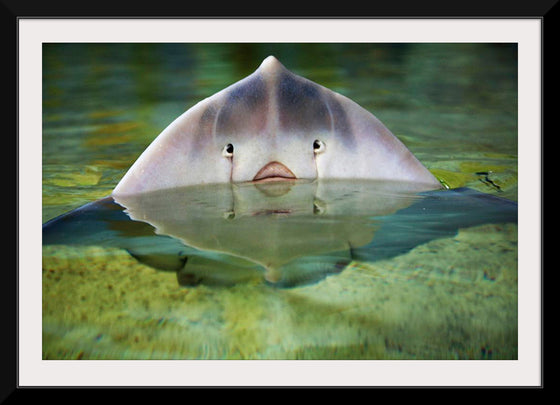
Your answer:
12,8 -> 546,391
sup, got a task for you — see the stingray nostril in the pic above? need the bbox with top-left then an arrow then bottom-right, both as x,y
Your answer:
222,143 -> 234,157
313,139 -> 325,154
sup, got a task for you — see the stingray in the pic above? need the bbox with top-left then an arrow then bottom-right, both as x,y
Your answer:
43,56 -> 517,288
112,56 -> 442,195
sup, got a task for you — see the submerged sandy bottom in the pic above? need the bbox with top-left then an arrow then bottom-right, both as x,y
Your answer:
42,223 -> 517,360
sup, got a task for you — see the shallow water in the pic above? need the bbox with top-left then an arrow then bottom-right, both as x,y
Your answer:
42,43 -> 518,360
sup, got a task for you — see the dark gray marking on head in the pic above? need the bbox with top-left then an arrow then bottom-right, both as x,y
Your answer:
199,104 -> 218,129
187,103 -> 219,156
198,103 -> 218,135
277,72 -> 331,135
215,75 -> 268,137
324,94 -> 356,149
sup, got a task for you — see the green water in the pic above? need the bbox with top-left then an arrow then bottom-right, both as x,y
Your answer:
42,43 -> 518,360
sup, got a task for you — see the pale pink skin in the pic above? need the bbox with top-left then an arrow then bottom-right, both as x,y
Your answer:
112,56 -> 442,197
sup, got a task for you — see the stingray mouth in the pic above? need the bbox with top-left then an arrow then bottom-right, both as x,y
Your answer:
252,161 -> 297,183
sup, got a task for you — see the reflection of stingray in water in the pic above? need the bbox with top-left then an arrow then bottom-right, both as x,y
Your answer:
43,180 -> 517,288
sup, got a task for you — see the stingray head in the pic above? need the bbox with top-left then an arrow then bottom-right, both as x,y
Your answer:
112,56 -> 441,196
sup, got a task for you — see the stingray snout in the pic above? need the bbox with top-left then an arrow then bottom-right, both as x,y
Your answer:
252,161 -> 297,183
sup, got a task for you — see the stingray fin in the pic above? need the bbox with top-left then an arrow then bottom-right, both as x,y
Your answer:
268,250 -> 352,288
127,249 -> 188,272
176,254 -> 262,287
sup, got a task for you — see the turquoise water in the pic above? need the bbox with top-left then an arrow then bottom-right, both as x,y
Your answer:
42,43 -> 518,360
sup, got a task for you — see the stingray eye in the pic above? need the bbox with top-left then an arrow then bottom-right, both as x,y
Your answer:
222,143 -> 234,157
313,139 -> 325,154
